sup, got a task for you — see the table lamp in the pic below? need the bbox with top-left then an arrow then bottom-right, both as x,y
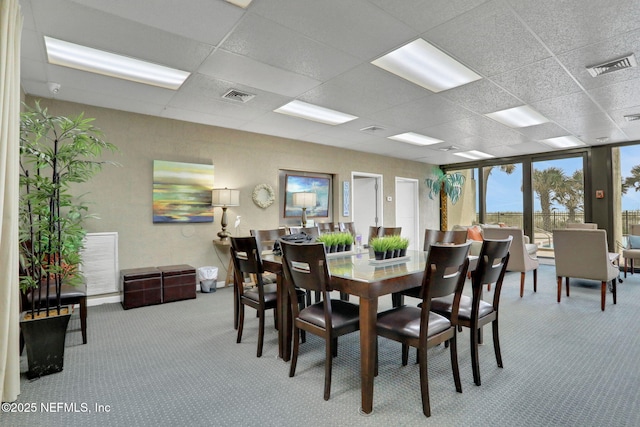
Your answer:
293,192 -> 316,227
212,188 -> 240,241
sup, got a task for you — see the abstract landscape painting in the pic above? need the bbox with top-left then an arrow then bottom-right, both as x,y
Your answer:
153,160 -> 215,223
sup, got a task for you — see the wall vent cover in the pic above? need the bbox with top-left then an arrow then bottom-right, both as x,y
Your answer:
439,145 -> 459,152
624,114 -> 640,122
586,54 -> 637,77
222,89 -> 255,103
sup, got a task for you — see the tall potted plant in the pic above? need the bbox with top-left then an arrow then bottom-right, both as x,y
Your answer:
19,101 -> 117,378
425,168 -> 466,231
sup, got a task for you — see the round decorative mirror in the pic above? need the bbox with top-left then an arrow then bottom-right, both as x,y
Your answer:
252,183 -> 275,209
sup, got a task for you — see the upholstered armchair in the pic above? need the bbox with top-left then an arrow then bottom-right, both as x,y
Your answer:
565,223 -> 598,229
552,229 -> 619,311
483,228 -> 539,298
622,224 -> 640,278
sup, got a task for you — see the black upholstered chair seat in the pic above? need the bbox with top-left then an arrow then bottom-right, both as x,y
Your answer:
243,283 -> 278,305
431,295 -> 494,320
377,306 -> 451,338
26,282 -> 87,304
298,300 -> 360,330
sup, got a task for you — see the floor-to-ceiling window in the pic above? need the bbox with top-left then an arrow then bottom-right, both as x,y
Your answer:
483,163 -> 523,228
619,145 -> 640,234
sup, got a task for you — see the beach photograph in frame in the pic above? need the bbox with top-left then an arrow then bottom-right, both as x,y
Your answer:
284,174 -> 330,218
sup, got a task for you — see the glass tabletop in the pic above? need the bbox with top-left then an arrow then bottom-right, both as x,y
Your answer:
325,249 -> 427,283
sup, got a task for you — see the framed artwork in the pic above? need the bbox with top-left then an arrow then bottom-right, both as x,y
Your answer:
284,174 -> 330,218
153,160 -> 215,223
343,181 -> 350,216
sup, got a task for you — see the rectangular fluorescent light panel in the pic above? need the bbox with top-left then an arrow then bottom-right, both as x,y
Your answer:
485,105 -> 549,128
371,38 -> 481,92
44,36 -> 190,90
540,136 -> 586,149
274,100 -> 358,125
453,150 -> 495,160
225,0 -> 253,8
388,132 -> 443,146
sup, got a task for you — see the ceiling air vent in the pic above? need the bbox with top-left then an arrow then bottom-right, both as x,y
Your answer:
438,145 -> 459,152
221,89 -> 255,103
586,54 -> 637,77
624,114 -> 640,122
360,125 -> 386,133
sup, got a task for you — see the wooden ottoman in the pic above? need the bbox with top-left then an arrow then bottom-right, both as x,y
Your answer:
158,264 -> 197,303
120,267 -> 162,309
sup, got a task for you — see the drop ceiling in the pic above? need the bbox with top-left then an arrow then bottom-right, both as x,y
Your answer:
19,0 -> 640,165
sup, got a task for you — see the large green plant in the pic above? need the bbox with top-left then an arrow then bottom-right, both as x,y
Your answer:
19,101 -> 118,315
425,168 -> 466,205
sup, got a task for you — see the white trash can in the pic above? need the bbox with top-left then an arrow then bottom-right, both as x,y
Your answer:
197,266 -> 218,293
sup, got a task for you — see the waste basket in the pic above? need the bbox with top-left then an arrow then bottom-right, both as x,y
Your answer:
197,266 -> 218,293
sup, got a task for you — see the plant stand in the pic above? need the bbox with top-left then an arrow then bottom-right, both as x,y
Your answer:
20,307 -> 72,379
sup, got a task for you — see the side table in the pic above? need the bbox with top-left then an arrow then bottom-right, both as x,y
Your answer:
213,239 -> 234,287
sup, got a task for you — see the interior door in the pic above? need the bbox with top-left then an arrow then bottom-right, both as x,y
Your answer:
395,178 -> 419,250
352,173 -> 382,242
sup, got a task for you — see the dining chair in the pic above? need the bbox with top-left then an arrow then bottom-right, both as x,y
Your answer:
431,236 -> 512,386
392,229 -> 468,307
280,241 -> 360,401
251,228 -> 287,254
483,227 -> 539,297
231,236 -> 306,357
376,242 -> 471,417
338,221 -> 356,237
317,222 -> 336,234
288,226 -> 320,238
379,226 -> 402,237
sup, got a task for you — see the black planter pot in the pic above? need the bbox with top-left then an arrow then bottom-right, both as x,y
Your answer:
337,244 -> 346,252
374,251 -> 385,260
20,307 -> 72,379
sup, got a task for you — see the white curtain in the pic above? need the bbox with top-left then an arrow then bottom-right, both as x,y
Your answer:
0,0 -> 22,402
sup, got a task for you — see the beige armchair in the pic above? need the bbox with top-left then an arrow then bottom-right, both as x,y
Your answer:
622,224 -> 640,278
483,228 -> 539,298
552,229 -> 619,311
565,223 -> 597,229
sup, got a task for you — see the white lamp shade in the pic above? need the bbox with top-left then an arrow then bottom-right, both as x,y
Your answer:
293,192 -> 316,208
211,188 -> 240,207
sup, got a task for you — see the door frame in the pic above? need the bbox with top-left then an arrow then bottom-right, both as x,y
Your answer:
351,171 -> 383,233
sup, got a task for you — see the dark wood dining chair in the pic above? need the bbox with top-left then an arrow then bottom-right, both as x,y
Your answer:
317,222 -> 336,234
379,226 -> 402,237
392,229 -> 468,307
431,236 -> 512,386
280,241 -> 360,401
376,242 -> 471,417
338,221 -> 356,237
288,226 -> 320,238
251,228 -> 287,254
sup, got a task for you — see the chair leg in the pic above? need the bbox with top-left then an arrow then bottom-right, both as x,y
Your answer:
289,327 -> 300,378
557,276 -> 562,303
418,342 -> 431,417
471,326 -> 481,386
236,305 -> 245,343
233,285 -> 239,330
519,272 -> 525,298
492,319 -> 502,368
391,293 -> 403,307
566,277 -> 570,297
79,297 -> 87,344
401,343 -> 409,366
324,338 -> 333,400
257,309 -> 265,357
624,258 -> 628,278
449,334 -> 462,393
612,279 -> 617,305
600,282 -> 606,312
332,337 -> 338,357
533,269 -> 537,293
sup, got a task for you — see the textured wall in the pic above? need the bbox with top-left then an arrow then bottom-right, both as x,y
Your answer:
27,97 -> 438,276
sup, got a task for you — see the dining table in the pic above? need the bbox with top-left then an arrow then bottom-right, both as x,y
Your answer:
262,249 -> 431,415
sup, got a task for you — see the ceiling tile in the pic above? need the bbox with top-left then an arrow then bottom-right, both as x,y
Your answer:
589,79 -> 640,112
491,57 -> 583,103
530,91 -> 604,123
441,78 -> 523,114
517,122 -> 571,141
369,95 -> 474,130
424,0 -> 550,77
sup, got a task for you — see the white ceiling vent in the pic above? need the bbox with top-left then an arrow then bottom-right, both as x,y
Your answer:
222,89 -> 255,103
586,54 -> 637,77
438,145 -> 459,152
360,125 -> 386,133
624,114 -> 640,122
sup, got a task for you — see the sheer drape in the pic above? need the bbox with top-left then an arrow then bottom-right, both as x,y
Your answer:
0,0 -> 22,402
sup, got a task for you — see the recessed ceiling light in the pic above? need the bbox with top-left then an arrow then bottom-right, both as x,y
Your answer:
274,100 -> 358,125
485,105 -> 549,128
225,0 -> 253,8
44,36 -> 190,90
388,132 -> 443,146
540,136 -> 586,149
453,150 -> 495,160
371,38 -> 481,92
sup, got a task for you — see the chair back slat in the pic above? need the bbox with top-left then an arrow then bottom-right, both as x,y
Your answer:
423,229 -> 467,251
421,243 -> 471,303
288,226 -> 320,238
280,242 -> 329,294
473,237 -> 512,289
251,228 -> 287,253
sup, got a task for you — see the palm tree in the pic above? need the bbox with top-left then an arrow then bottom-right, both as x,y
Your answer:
533,167 -> 566,231
622,165 -> 640,194
425,168 -> 465,231
482,164 -> 516,203
554,169 -> 583,223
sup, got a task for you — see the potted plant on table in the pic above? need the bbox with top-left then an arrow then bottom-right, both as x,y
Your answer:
19,101 -> 118,378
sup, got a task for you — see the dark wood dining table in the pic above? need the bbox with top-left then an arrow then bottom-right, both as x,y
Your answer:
262,249 -> 430,415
